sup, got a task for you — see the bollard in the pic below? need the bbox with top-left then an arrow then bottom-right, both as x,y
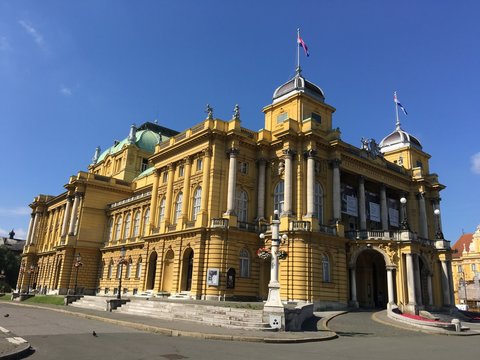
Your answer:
451,318 -> 461,332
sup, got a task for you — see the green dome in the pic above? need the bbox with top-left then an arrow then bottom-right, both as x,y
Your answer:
96,129 -> 161,163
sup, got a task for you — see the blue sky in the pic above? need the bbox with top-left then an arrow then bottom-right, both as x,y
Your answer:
1,0 -> 479,243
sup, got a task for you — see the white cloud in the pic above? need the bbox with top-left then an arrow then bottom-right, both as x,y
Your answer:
60,85 -> 72,97
471,153 -> 480,175
0,35 -> 10,51
0,207 -> 31,216
18,20 -> 45,49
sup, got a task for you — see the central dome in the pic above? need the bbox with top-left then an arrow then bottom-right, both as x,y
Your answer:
272,69 -> 325,104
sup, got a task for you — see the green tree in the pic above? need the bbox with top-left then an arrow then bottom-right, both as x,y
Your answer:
0,246 -> 21,292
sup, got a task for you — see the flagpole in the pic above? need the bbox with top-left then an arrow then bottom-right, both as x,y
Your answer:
394,91 -> 400,129
297,28 -> 300,73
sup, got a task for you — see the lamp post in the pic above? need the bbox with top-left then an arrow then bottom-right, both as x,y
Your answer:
0,270 -> 5,294
73,253 -> 83,295
117,246 -> 127,300
400,197 -> 409,230
18,264 -> 25,293
460,271 -> 468,307
433,209 -> 444,239
26,265 -> 35,295
259,210 -> 288,309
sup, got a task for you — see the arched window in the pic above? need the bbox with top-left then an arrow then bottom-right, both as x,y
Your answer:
322,254 -> 331,282
239,249 -> 250,278
135,257 -> 142,279
192,187 -> 202,220
132,211 -> 140,237
142,207 -> 150,236
274,180 -> 284,214
315,182 -> 324,224
123,213 -> 131,238
158,197 -> 166,223
114,216 -> 122,240
126,259 -> 132,278
174,192 -> 183,224
236,189 -> 248,222
117,263 -> 122,279
107,217 -> 114,241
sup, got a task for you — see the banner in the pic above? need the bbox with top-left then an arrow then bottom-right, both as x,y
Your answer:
366,192 -> 380,222
341,184 -> 358,217
388,198 -> 399,227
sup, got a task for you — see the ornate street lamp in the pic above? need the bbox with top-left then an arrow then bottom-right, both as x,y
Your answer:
259,210 -> 288,309
26,265 -> 35,295
433,209 -> 444,239
400,197 -> 409,230
117,246 -> 128,300
18,264 -> 25,293
73,253 -> 83,295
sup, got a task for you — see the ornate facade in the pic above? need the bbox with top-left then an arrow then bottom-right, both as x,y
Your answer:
451,226 -> 480,309
19,69 -> 453,312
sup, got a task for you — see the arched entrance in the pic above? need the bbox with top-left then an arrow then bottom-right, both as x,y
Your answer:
162,249 -> 174,292
354,249 -> 388,309
416,254 -> 430,306
145,251 -> 157,290
181,249 -> 194,291
54,258 -> 62,290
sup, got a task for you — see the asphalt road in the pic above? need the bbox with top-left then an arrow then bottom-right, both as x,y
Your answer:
0,303 -> 478,360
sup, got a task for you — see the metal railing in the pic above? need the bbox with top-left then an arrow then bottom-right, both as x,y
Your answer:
237,221 -> 257,232
211,218 -> 228,229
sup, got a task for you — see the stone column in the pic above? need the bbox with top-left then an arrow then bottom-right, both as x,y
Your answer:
149,169 -> 160,230
256,158 -> 266,220
25,213 -> 35,245
29,211 -> 41,245
349,267 -> 359,307
387,266 -> 395,308
414,255 -> 422,306
181,157 -> 192,224
441,260 -> 451,306
406,253 -> 417,308
225,148 -> 239,215
332,159 -> 341,221
61,196 -> 73,237
305,150 -> 316,217
447,261 -> 455,306
199,148 -> 212,226
432,198 -> 444,235
417,192 -> 428,238
358,176 -> 366,231
427,274 -> 433,306
68,193 -> 81,235
282,149 -> 295,216
164,164 -> 175,227
380,185 -> 388,231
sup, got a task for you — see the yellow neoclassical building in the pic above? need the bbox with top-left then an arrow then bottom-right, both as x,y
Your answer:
19,68 -> 454,312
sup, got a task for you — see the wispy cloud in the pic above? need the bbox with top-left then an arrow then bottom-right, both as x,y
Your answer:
60,85 -> 72,97
0,207 -> 31,216
471,152 -> 480,175
18,19 -> 45,49
0,35 -> 10,51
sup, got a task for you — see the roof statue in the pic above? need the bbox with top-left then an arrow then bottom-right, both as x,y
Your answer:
232,104 -> 240,120
205,104 -> 213,120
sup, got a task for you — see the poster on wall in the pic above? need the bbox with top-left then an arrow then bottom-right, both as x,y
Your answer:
341,184 -> 358,217
207,268 -> 219,286
367,192 -> 381,222
388,198 -> 399,227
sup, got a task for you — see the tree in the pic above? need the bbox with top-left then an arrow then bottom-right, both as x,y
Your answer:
0,246 -> 21,292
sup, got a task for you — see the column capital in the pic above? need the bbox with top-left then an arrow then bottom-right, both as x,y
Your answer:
282,148 -> 295,158
183,155 -> 193,165
358,175 -> 365,184
167,163 -> 175,171
304,149 -> 317,159
386,265 -> 397,271
202,147 -> 212,157
416,191 -> 426,199
227,147 -> 239,157
329,158 -> 342,168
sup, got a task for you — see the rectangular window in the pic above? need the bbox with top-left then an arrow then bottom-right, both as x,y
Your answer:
276,112 -> 288,124
311,112 -> 322,123
197,158 -> 203,171
458,265 -> 463,273
239,162 -> 248,174
179,165 -> 185,177
416,160 -> 423,168
472,264 -> 477,272
141,158 -> 149,172
162,172 -> 168,183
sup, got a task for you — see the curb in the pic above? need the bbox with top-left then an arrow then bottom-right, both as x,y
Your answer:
0,340 -> 32,360
3,302 -> 339,343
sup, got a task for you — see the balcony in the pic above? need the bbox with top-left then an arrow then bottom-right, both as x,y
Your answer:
211,218 -> 228,229
345,229 -> 437,246
237,221 -> 257,232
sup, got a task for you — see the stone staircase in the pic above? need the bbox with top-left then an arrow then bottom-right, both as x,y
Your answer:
115,300 -> 270,330
69,295 -> 114,312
